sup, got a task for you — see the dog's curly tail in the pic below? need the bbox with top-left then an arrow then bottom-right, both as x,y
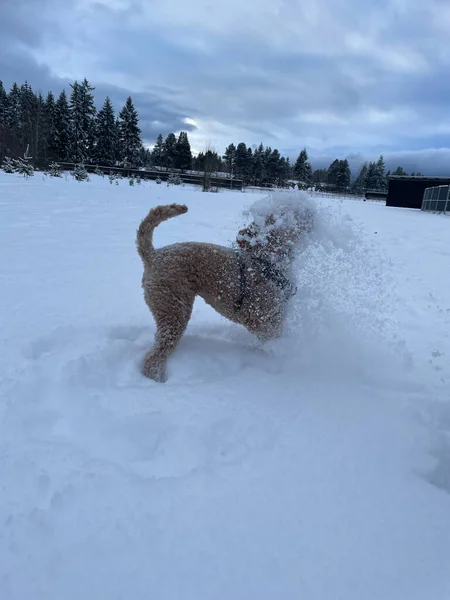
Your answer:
136,203 -> 188,263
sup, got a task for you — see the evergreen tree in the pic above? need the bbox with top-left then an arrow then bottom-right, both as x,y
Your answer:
234,142 -> 250,182
53,90 -> 71,162
279,156 -> 290,186
19,81 -> 38,158
365,161 -> 378,189
69,78 -> 96,163
392,167 -> 406,176
312,168 -> 328,184
327,159 -> 340,186
41,91 -> 56,163
152,134 -> 164,167
5,83 -> 22,157
375,154 -> 387,190
0,81 -> 8,162
114,117 -> 122,164
175,131 -> 192,171
266,149 -> 283,184
95,96 -> 117,166
138,146 -> 152,168
252,143 -> 265,185
162,132 -> 178,169
337,159 -> 351,189
118,96 -> 142,166
352,162 -> 369,193
0,80 -> 7,124
246,146 -> 254,183
327,158 -> 351,190
34,93 -> 47,163
294,148 -> 312,183
223,143 -> 236,177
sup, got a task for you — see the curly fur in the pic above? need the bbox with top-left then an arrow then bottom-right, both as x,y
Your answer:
136,201 -> 309,382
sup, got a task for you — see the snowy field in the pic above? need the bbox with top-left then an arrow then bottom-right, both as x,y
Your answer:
1,172 -> 450,599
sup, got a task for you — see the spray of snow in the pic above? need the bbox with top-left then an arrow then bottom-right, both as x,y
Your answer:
241,191 -> 404,384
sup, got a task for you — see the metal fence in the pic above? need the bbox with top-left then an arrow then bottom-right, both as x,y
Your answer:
422,185 -> 450,213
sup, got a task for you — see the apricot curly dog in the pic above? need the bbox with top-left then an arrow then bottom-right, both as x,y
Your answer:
136,197 -> 313,382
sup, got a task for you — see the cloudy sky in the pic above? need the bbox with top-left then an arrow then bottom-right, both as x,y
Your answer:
2,0 -> 450,173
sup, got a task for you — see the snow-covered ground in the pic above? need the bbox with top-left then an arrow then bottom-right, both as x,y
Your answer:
1,172 -> 449,600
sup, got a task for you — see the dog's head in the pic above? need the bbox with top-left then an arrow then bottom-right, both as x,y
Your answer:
237,195 -> 314,263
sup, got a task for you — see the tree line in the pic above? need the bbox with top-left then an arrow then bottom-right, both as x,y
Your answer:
0,78 -> 150,167
0,78 -> 418,191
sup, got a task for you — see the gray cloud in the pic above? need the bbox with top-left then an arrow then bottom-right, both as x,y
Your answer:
1,0 -> 450,173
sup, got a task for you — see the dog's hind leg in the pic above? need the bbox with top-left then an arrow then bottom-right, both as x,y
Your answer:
142,286 -> 195,383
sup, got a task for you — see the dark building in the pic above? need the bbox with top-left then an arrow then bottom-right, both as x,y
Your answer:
386,175 -> 450,209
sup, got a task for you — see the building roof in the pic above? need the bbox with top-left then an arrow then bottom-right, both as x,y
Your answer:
388,175 -> 450,181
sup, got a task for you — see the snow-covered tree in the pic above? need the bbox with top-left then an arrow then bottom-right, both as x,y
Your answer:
118,96 -> 142,166
42,91 -> 57,163
19,81 -> 38,157
375,154 -> 387,190
69,79 -> 97,163
95,96 -> 117,166
0,81 -> 9,161
52,90 -> 71,163
294,148 -> 312,183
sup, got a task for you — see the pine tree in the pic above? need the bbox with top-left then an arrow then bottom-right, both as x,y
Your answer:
19,81 -> 38,158
312,168 -> 328,185
138,146 -> 152,168
294,148 -> 312,183
69,78 -> 96,163
246,146 -> 254,183
279,156 -> 290,186
266,149 -> 282,184
95,96 -> 117,166
175,131 -> 192,171
53,90 -> 71,162
327,159 -> 351,190
327,159 -> 340,187
162,132 -> 177,169
252,143 -> 265,185
392,166 -> 407,176
234,142 -> 250,182
337,159 -> 351,189
365,162 -> 378,189
5,83 -> 22,157
375,154 -> 387,190
223,143 -> 236,177
0,81 -> 8,162
152,134 -> 164,167
34,92 -> 48,163
114,117 -> 122,164
118,96 -> 142,166
352,162 -> 369,193
43,91 -> 57,163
